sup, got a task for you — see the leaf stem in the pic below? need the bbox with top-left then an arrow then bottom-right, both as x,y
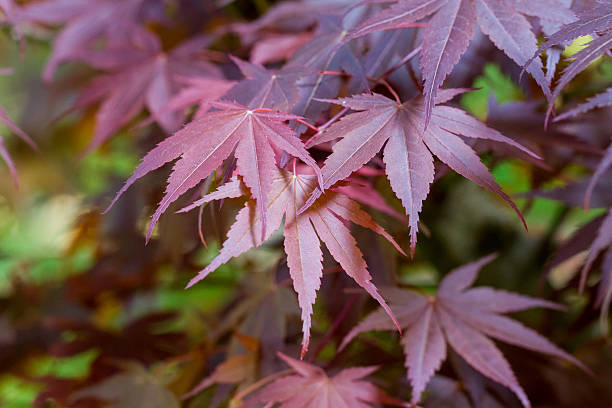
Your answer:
304,106 -> 350,147
379,45 -> 422,79
378,78 -> 401,104
293,117 -> 320,133
318,70 -> 403,104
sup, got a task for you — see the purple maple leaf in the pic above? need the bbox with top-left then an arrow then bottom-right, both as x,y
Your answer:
300,91 -> 537,255
242,352 -> 409,408
524,2 -> 612,121
341,255 -> 587,406
106,102 -> 322,245
72,29 -> 220,153
178,167 -> 405,357
349,0 -> 575,125
21,0 -> 165,81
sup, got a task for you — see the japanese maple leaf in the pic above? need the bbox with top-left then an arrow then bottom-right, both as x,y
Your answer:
222,56 -> 308,111
73,29 -> 220,153
184,333 -> 259,399
286,14 -> 369,124
157,76 -> 236,121
106,101 -> 322,244
553,87 -> 612,122
349,0 -> 575,125
0,104 -> 37,185
178,167 -> 404,356
241,352 -> 408,408
340,255 -> 587,407
525,2 -> 612,120
160,58 -> 305,124
21,0 -> 164,81
302,91 -> 537,255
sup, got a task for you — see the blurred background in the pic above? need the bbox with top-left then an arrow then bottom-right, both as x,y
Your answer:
0,1 -> 611,407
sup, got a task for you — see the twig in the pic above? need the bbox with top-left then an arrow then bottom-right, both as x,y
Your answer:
305,106 -> 350,147
379,45 -> 422,79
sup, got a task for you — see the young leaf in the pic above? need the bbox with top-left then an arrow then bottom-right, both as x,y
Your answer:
242,352 -> 408,408
106,102 -> 322,243
178,168 -> 404,357
341,255 -> 585,406
302,92 -> 536,254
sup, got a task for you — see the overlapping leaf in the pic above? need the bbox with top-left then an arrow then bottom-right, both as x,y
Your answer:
21,0 -> 165,81
106,102 -> 322,243
340,255 -> 585,406
241,352 -> 408,408
302,91 -> 536,254
178,167 -> 404,356
160,76 -> 236,121
223,57 -> 307,111
73,29 -> 220,153
525,2 -> 612,119
350,0 -> 574,123
286,15 -> 368,124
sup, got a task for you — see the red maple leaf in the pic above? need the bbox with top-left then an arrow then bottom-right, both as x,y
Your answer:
106,102 -> 322,244
178,167 -> 405,356
302,91 -> 537,255
340,255 -> 587,406
21,0 -> 165,81
349,0 -> 576,124
241,352 -> 409,408
72,29 -> 220,153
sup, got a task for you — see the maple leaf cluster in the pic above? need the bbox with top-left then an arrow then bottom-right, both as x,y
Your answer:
0,0 -> 611,407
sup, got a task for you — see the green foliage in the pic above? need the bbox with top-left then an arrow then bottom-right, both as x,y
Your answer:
461,63 -> 523,119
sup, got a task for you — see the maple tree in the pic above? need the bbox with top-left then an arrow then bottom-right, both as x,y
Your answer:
0,0 -> 610,407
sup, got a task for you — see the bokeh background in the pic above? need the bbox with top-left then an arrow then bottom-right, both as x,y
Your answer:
0,1 -> 611,407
